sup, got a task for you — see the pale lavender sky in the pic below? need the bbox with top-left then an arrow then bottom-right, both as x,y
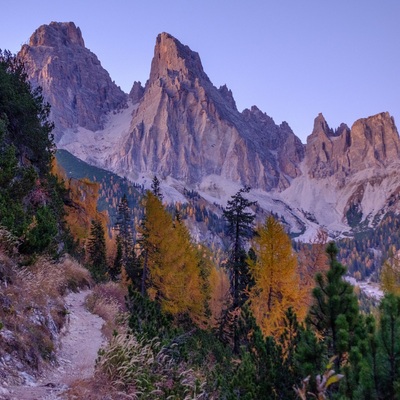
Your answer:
1,0 -> 399,143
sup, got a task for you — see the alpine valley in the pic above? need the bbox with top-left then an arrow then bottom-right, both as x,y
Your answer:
18,22 -> 400,256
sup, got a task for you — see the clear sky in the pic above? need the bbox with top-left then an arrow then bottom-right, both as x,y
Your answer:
1,0 -> 399,143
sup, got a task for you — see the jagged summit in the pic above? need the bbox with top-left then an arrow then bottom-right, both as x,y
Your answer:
129,81 -> 145,103
18,21 -> 126,140
149,32 -> 207,84
28,21 -> 85,48
306,111 -> 400,180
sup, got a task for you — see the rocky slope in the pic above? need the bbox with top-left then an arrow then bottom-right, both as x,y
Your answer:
18,22 -> 127,140
282,112 -> 400,238
17,22 -> 400,240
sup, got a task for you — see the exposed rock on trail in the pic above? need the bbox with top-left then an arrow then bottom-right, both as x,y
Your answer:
1,290 -> 105,400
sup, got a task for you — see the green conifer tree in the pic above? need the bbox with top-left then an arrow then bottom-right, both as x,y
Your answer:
0,50 -> 68,255
151,175 -> 163,201
115,194 -> 134,276
223,186 -> 256,308
306,242 -> 360,371
377,293 -> 400,399
87,219 -> 108,281
110,235 -> 123,280
222,187 -> 256,353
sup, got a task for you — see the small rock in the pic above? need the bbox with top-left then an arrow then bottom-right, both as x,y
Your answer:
20,372 -> 36,386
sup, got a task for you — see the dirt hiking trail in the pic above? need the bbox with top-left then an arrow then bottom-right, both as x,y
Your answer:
2,290 -> 105,400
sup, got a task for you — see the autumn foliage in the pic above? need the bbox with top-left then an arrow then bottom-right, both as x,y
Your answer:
248,216 -> 304,338
139,191 -> 206,323
52,159 -> 111,255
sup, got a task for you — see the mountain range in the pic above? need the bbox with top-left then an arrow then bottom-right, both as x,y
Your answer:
17,21 -> 400,241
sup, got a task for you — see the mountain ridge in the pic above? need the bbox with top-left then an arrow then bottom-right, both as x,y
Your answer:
17,21 -> 400,241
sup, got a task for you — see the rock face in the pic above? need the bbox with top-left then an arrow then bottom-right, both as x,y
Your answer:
306,112 -> 400,182
106,32 -> 303,190
18,22 -> 126,140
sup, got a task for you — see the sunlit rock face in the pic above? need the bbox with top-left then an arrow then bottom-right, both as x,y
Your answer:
106,33 -> 304,190
306,112 -> 400,182
18,22 -> 126,140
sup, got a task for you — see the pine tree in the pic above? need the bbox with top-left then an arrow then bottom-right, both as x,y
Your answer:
0,50 -> 68,255
87,219 -> 108,281
115,194 -> 134,275
378,294 -> 400,399
222,186 -> 256,353
223,186 -> 256,308
306,242 -> 360,371
294,324 -> 326,395
110,235 -> 123,280
0,50 -> 54,174
125,246 -> 142,291
151,175 -> 163,201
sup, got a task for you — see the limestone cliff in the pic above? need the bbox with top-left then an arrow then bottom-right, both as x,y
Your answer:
306,112 -> 400,183
18,22 -> 127,140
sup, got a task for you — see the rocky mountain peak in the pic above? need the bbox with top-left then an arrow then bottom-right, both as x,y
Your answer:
218,85 -> 237,111
129,81 -> 145,104
18,22 -> 126,141
100,32 -> 305,191
149,32 -> 206,85
349,112 -> 400,164
311,113 -> 333,139
305,111 -> 400,180
28,21 -> 85,48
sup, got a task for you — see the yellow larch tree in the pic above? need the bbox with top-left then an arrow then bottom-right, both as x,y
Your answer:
248,215 -> 303,339
381,248 -> 400,296
297,228 -> 329,308
52,158 -> 110,252
140,191 -> 205,324
208,266 -> 231,328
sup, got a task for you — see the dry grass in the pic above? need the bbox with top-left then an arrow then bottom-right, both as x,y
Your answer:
85,282 -> 128,339
92,333 -> 208,399
69,333 -> 209,399
0,252 -> 93,383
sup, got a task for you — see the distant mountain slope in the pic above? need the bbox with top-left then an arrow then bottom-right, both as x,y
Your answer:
56,149 -> 143,227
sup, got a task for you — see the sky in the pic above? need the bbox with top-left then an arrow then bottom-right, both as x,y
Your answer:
1,0 -> 399,143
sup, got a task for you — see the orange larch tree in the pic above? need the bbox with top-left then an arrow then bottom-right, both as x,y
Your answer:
139,191 -> 206,324
248,215 -> 304,339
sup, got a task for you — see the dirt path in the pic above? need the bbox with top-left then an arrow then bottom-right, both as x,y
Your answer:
2,290 -> 105,400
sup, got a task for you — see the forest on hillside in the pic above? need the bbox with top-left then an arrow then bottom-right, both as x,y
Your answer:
3,50 -> 400,399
